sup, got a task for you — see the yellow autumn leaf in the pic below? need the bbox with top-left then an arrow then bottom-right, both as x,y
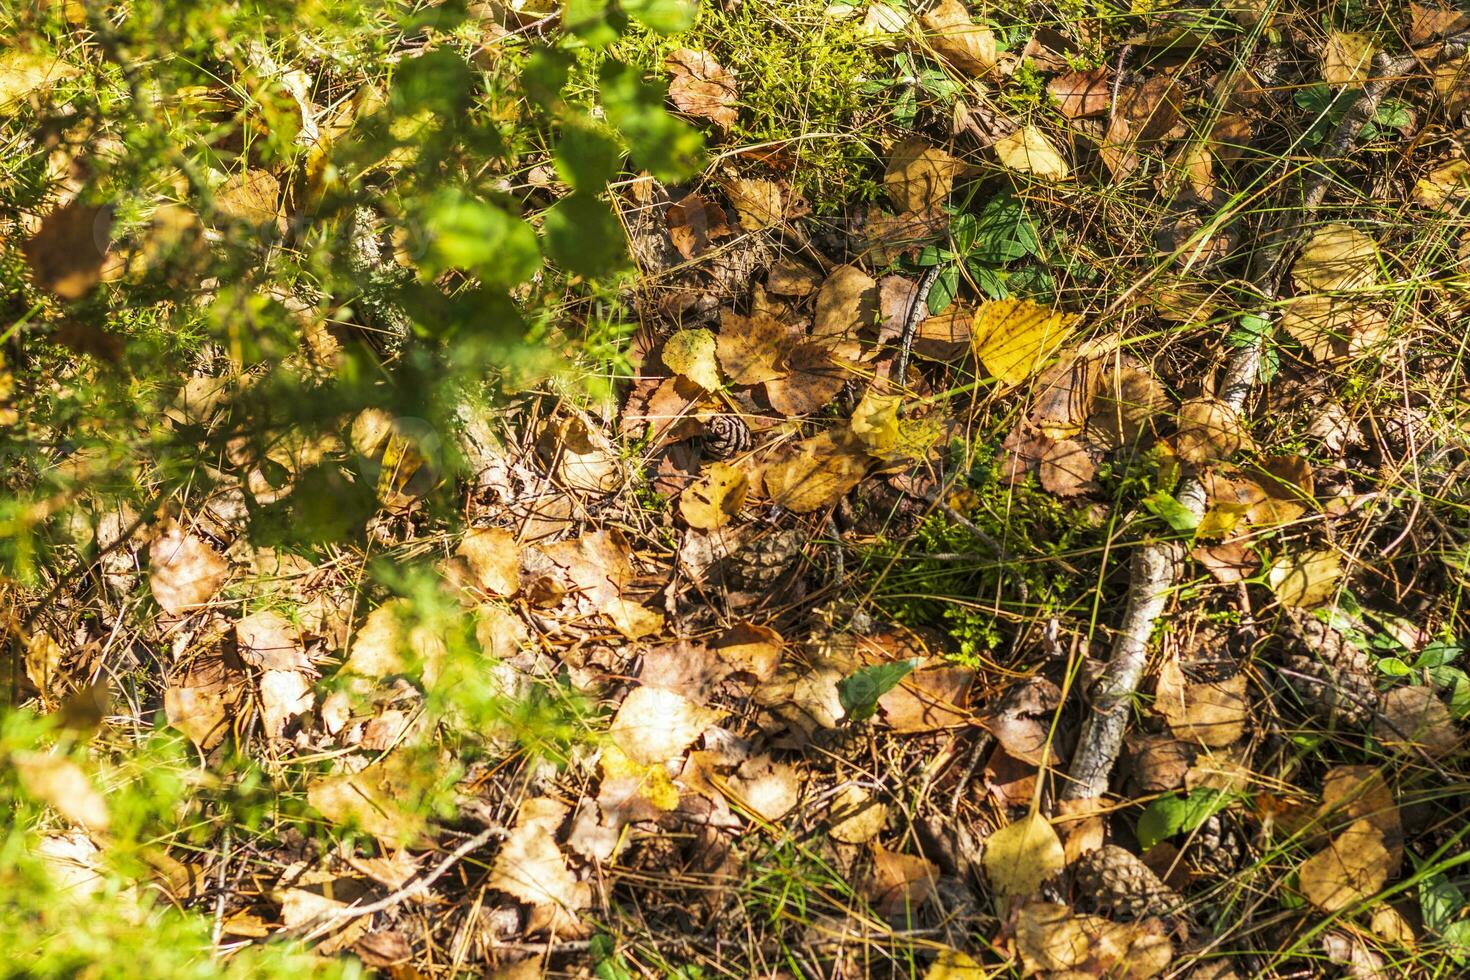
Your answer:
1299,820 -> 1390,912
981,811 -> 1065,899
0,47 -> 80,108
1281,294 -> 1388,362
992,125 -> 1070,180
1293,224 -> 1379,293
923,948 -> 988,980
971,299 -> 1079,386
1175,396 -> 1250,465
850,389 -> 902,456
1267,549 -> 1341,608
1412,159 -> 1470,208
1322,32 -> 1376,87
662,328 -> 722,390
763,429 -> 871,513
679,461 -> 749,529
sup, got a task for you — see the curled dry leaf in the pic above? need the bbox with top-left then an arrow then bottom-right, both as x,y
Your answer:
1156,658 -> 1248,747
1293,224 -> 1379,293
919,0 -> 997,75
763,428 -> 871,513
662,328 -> 723,390
1322,32 -> 1376,87
24,199 -> 113,301
666,192 -> 731,260
1014,901 -> 1173,978
165,656 -> 245,750
991,125 -> 1070,180
236,609 -> 311,672
869,845 -> 940,915
679,461 -> 749,529
1175,397 -> 1249,465
850,389 -> 902,457
982,812 -> 1065,899
1299,819 -> 1390,912
1102,75 -> 1185,179
1049,66 -> 1111,118
610,685 -> 724,765
1411,2 -> 1470,44
543,414 -> 622,494
828,785 -> 888,844
716,309 -> 792,385
457,526 -> 521,596
1091,359 -> 1169,449
813,263 -> 879,345
723,177 -> 786,230
150,524 -> 230,616
1267,549 -> 1342,609
489,797 -> 591,921
1376,686 -> 1459,757
972,299 -> 1079,386
665,48 -> 738,129
764,342 -> 850,418
884,138 -> 968,213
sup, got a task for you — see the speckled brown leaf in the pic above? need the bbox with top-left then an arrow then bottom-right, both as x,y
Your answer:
1049,66 -> 1111,118
666,48 -> 738,129
24,200 -> 113,300
884,138 -> 968,213
150,524 -> 230,616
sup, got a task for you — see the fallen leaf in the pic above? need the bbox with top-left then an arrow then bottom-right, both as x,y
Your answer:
911,305 -> 972,361
971,298 -> 1079,386
1299,819 -> 1390,912
1209,112 -> 1255,165
214,169 -> 283,232
766,256 -> 823,296
37,832 -> 104,901
1014,901 -> 1174,978
1323,32 -> 1376,87
724,177 -> 786,230
457,526 -> 522,596
976,676 -> 1063,766
610,686 -> 723,765
662,328 -> 723,390
1267,549 -> 1342,608
1411,2 -> 1470,44
711,622 -> 784,681
1281,294 -> 1389,362
813,263 -> 879,345
829,785 -> 888,844
1049,66 -> 1111,118
666,192 -> 731,260
992,125 -> 1070,180
1191,540 -> 1259,583
850,389 -> 902,456
920,0 -> 997,75
924,948 -> 988,979
1370,903 -> 1416,945
0,46 -> 80,108
543,414 -> 623,494
1293,224 -> 1379,293
259,669 -> 313,739
727,755 -> 802,821
716,309 -> 793,385
24,200 -> 113,301
1038,438 -> 1096,497
1102,75 -> 1185,179
884,138 -> 968,213
1089,358 -> 1168,449
342,598 -> 445,682
1318,766 -> 1402,872
982,812 -> 1065,899
763,428 -> 870,512
536,529 -> 664,639
1376,686 -> 1459,757
869,845 -> 940,915
879,665 -> 973,732
236,610 -> 311,672
164,656 -> 245,750
621,374 -> 705,447
679,461 -> 749,529
149,524 -> 229,616
1411,158 -> 1470,208
665,48 -> 738,129
863,207 -> 947,264
1433,55 -> 1470,115
764,342 -> 851,417
307,754 -> 434,848
1175,397 -> 1249,465
13,751 -> 110,832
1156,659 -> 1248,747
489,797 -> 590,919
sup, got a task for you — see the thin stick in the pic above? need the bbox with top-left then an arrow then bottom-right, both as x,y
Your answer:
1063,34 -> 1470,801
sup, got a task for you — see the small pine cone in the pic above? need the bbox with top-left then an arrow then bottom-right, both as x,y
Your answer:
730,528 -> 804,591
1276,609 -> 1376,727
1072,845 -> 1182,922
1184,812 -> 1247,877
703,414 -> 751,460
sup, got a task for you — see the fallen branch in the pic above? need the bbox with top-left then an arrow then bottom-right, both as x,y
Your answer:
1063,34 -> 1470,802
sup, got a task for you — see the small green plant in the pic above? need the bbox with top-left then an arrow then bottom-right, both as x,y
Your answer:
917,191 -> 1047,312
1294,84 -> 1412,144
859,52 -> 962,128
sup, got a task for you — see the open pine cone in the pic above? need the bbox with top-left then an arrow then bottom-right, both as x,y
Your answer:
1071,845 -> 1183,922
1275,608 -> 1376,727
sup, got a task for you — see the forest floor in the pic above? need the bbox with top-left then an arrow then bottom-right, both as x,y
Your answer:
5,1 -> 1470,978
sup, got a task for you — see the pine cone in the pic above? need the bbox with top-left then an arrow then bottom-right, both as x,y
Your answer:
730,528 -> 804,591
1184,812 -> 1246,877
1276,609 -> 1376,727
703,414 -> 751,460
1072,845 -> 1182,921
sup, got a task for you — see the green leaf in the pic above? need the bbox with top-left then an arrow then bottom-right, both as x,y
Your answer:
1444,920 -> 1470,966
1420,870 -> 1465,933
927,264 -> 959,314
1136,789 -> 1233,850
1427,665 -> 1470,718
967,262 -> 1007,299
564,0 -> 620,48
1374,99 -> 1411,130
623,0 -> 697,34
1376,656 -> 1411,677
970,193 -> 1039,264
390,48 -> 474,117
543,193 -> 627,279
420,188 -> 541,287
1143,490 -> 1199,532
839,658 -> 920,722
951,212 -> 978,254
522,50 -> 573,109
598,63 -> 704,182
1415,639 -> 1463,669
555,119 -> 624,191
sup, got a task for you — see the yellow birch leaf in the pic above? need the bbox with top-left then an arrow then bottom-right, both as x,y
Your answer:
982,811 -> 1065,899
679,462 -> 749,529
971,299 -> 1079,386
992,125 -> 1070,180
663,328 -> 722,390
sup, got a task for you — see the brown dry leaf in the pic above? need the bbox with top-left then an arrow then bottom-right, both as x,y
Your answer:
880,665 -> 974,732
764,342 -> 850,417
976,676 -> 1062,766
1411,158 -> 1470,208
24,200 -> 113,300
1376,686 -> 1460,757
1038,438 -> 1096,497
1371,904 -> 1417,945
544,414 -> 622,494
1434,55 -> 1470,114
1411,2 -> 1470,43
884,138 -> 968,213
862,207 -> 947,265
665,192 -> 730,260
1049,66 -> 1111,118
662,328 -> 723,390
457,526 -> 521,596
679,462 -> 749,529
727,755 -> 802,821
342,598 -> 445,682
829,785 -> 888,844
1191,540 -> 1259,584
537,529 -> 664,639
1281,294 -> 1389,362
869,846 -> 940,915
489,797 -> 590,919
1156,659 -> 1248,747
307,754 -> 434,848
164,656 -> 244,750
1300,820 -> 1391,912
1014,901 -> 1173,978
621,375 -> 705,446
640,640 -> 733,704
149,525 -> 229,616
919,0 -> 997,75
665,48 -> 738,129
1293,224 -> 1379,293
215,169 -> 283,231
711,622 -> 784,681
813,263 -> 879,345
1030,354 -> 1096,440
972,299 -> 1079,386
1160,142 -> 1216,202
983,812 -> 1065,899
1267,549 -> 1342,608
724,177 -> 785,230
1318,766 -> 1403,873
716,309 -> 792,385
1209,112 -> 1254,165
277,887 -> 370,954
13,751 -> 110,832
1090,359 -> 1168,449
911,305 -> 972,361
236,612 -> 309,675
766,256 -> 823,296
763,429 -> 871,513
1102,75 -> 1185,179
1323,32 -> 1376,87
259,669 -> 313,739
610,686 -> 724,765
1175,397 -> 1249,466
992,125 -> 1070,180
1247,455 -> 1316,526
1129,734 -> 1193,793
0,46 -> 80,108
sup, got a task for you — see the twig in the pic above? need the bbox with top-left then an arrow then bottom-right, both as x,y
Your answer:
896,264 -> 943,381
1063,34 -> 1470,802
